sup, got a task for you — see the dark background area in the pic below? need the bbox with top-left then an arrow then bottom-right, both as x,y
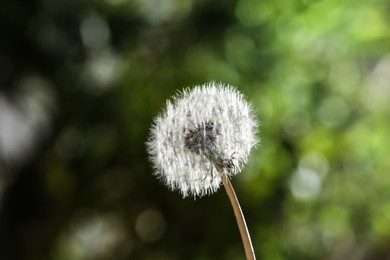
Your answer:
1,0 -> 390,259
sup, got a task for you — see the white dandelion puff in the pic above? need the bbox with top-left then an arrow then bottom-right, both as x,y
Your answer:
147,81 -> 258,259
147,82 -> 258,198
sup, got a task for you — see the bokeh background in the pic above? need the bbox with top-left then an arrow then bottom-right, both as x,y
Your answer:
1,0 -> 390,259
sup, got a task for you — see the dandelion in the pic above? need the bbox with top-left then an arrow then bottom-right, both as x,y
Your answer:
147,82 -> 258,197
147,82 -> 258,259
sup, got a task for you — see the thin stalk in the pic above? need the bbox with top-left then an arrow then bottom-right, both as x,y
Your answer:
217,165 -> 256,260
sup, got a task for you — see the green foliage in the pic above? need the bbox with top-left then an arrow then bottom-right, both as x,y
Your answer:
1,0 -> 390,259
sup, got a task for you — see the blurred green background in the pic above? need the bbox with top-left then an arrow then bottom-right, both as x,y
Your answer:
1,0 -> 390,259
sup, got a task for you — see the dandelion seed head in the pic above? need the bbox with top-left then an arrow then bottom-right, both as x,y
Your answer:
147,82 -> 258,198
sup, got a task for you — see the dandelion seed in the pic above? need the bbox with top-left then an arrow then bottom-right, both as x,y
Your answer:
147,82 -> 258,198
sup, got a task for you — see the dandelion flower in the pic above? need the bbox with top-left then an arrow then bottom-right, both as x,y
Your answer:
147,82 -> 258,198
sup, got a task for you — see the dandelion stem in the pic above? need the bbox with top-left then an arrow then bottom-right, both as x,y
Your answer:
221,173 -> 256,260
